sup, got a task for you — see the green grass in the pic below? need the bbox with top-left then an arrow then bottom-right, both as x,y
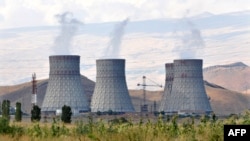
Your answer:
1,110 -> 250,141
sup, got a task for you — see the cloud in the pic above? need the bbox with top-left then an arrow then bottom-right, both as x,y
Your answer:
0,0 -> 5,7
0,14 -> 3,21
0,0 -> 249,29
0,1 -> 45,28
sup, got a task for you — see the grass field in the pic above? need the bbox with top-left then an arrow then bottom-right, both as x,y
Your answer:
1,111 -> 250,141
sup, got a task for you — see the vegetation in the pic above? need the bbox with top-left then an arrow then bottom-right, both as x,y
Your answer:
0,110 -> 250,141
1,100 -> 10,120
15,102 -> 22,122
31,105 -> 41,122
61,105 -> 72,123
0,101 -> 1,115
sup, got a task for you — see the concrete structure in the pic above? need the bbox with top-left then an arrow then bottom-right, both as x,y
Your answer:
160,59 -> 212,115
91,59 -> 135,112
41,55 -> 89,115
158,63 -> 174,113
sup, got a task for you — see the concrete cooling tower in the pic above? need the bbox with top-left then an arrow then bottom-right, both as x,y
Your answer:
161,59 -> 212,115
158,63 -> 174,112
41,55 -> 89,115
91,59 -> 135,112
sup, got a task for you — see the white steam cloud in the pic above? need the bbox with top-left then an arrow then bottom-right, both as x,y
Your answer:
52,12 -> 83,55
105,18 -> 129,58
173,18 -> 204,59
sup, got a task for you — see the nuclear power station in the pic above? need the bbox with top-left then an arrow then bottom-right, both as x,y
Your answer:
41,55 -> 89,115
39,56 -> 211,115
159,59 -> 212,115
91,59 -> 135,112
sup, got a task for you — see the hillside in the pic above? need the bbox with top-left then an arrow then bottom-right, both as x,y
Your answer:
0,77 -> 249,115
205,82 -> 249,115
130,82 -> 250,115
203,62 -> 250,94
0,76 -> 95,113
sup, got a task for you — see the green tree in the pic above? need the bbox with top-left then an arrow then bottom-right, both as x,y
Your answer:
108,109 -> 113,115
31,105 -> 41,122
96,111 -> 101,116
61,105 -> 72,123
0,101 -> 2,115
2,100 -> 10,120
15,102 -> 22,122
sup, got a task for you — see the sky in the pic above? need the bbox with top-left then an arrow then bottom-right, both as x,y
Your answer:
0,0 -> 249,89
0,0 -> 250,29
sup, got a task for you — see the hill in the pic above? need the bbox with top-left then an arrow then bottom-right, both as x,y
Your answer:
0,76 -> 95,113
203,62 -> 250,94
204,81 -> 249,115
130,81 -> 250,115
0,77 -> 249,115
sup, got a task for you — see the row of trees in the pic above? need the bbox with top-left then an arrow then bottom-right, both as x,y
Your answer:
0,100 -> 24,122
0,100 -> 22,121
1,100 -> 72,123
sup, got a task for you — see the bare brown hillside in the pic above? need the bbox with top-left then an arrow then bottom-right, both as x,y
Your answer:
0,76 -> 95,113
0,76 -> 249,115
129,90 -> 163,112
205,83 -> 250,115
203,62 -> 250,94
0,81 -> 36,96
129,82 -> 250,115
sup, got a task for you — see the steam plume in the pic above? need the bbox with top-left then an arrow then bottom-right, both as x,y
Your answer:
173,18 -> 204,59
105,18 -> 129,58
52,12 -> 83,55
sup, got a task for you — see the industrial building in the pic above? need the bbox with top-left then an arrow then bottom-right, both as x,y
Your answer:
91,59 -> 135,112
159,59 -> 212,115
41,55 -> 89,115
158,63 -> 174,113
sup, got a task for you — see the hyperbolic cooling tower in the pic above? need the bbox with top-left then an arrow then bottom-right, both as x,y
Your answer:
91,59 -> 135,112
41,55 -> 89,114
160,59 -> 212,114
158,63 -> 174,112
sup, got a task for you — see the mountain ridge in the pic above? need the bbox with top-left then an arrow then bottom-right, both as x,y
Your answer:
204,62 -> 248,72
0,76 -> 249,115
203,62 -> 250,93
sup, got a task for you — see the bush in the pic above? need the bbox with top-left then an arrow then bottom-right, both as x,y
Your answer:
109,117 -> 130,125
61,105 -> 72,123
108,110 -> 113,115
31,105 -> 41,122
0,117 -> 10,133
96,111 -> 101,116
2,100 -> 10,120
15,102 -> 22,122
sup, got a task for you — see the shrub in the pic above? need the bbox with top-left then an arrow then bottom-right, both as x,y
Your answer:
0,117 -> 10,133
96,111 -> 101,116
2,100 -> 10,120
15,102 -> 22,122
108,109 -> 113,115
31,105 -> 41,122
61,105 -> 72,123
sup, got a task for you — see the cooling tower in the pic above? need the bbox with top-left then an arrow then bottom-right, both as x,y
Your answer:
41,55 -> 89,115
167,59 -> 212,114
158,63 -> 174,112
91,59 -> 135,112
